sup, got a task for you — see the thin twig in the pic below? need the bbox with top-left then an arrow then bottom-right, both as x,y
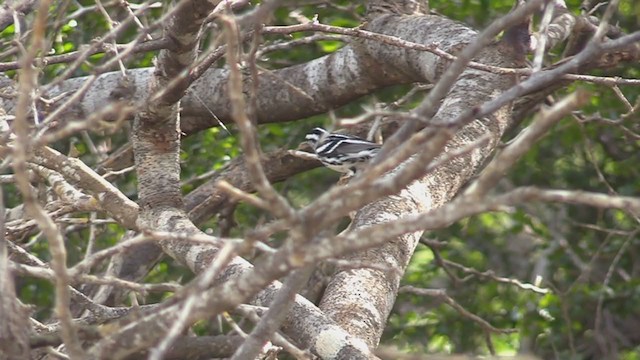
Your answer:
148,240 -> 239,360
220,13 -> 295,220
465,90 -> 591,197
231,266 -> 313,359
399,285 -> 517,334
10,0 -> 84,356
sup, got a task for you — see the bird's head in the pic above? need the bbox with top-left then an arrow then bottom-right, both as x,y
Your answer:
304,127 -> 328,149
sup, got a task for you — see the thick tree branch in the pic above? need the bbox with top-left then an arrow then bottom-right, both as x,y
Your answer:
0,0 -> 38,31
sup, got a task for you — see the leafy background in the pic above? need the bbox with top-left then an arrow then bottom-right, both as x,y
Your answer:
2,0 -> 639,358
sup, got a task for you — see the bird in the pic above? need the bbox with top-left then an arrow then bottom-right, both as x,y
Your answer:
305,127 -> 381,175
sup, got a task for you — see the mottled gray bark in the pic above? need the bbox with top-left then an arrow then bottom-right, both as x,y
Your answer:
3,0 -> 639,358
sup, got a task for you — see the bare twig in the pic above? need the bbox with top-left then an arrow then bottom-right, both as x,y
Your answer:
0,0 -> 38,30
0,39 -> 170,72
10,261 -> 180,293
441,259 -> 550,294
33,146 -> 139,229
315,187 -> 640,264
399,285 -> 517,334
532,1 -> 555,72
148,240 -> 239,360
593,232 -> 636,352
235,305 -> 313,360
216,180 -> 270,210
465,90 -> 591,197
221,13 -> 295,220
231,266 -> 313,359
10,0 -> 84,356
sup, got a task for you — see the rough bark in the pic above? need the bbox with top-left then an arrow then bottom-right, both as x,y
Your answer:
318,12 -> 524,345
2,0 -> 640,359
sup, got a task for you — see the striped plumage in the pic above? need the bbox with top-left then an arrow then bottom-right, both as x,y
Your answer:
305,127 -> 381,175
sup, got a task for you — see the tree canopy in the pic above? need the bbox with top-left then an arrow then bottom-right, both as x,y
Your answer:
0,0 -> 639,359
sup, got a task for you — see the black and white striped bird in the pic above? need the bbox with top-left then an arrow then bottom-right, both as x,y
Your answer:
305,127 -> 381,175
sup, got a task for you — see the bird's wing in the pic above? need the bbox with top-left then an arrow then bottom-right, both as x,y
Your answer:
317,137 -> 380,156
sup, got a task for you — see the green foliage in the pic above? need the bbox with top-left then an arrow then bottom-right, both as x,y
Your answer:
390,72 -> 639,353
18,277 -> 54,320
431,0 -> 514,28
3,0 -> 639,357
